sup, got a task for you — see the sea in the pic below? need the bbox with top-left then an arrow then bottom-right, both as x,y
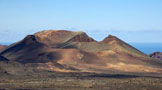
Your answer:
129,43 -> 162,55
1,42 -> 162,55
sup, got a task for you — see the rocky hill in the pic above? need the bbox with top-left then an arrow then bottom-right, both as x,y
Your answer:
150,52 -> 162,60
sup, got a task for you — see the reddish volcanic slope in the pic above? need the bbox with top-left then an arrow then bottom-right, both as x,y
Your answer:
0,45 -> 7,52
1,30 -> 162,74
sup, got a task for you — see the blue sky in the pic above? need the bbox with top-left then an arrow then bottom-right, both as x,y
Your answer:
0,0 -> 162,43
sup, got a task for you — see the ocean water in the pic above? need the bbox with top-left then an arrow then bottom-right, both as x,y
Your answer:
129,43 -> 162,55
0,42 -> 162,55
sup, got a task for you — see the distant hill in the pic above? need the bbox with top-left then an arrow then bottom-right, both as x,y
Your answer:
150,52 -> 162,60
1,30 -> 162,76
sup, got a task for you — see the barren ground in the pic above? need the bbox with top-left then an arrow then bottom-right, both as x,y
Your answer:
1,76 -> 162,90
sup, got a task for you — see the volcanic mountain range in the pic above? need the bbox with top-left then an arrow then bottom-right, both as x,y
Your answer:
0,30 -> 162,76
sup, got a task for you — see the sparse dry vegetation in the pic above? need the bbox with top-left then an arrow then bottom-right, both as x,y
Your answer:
1,77 -> 162,90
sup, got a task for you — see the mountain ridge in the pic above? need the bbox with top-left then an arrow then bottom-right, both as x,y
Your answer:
0,30 -> 162,75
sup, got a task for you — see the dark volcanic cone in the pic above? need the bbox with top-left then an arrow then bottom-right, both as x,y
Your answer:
0,35 -> 47,63
101,35 -> 147,58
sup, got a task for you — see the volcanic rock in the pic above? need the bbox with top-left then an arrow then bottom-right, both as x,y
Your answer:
0,55 -> 8,61
0,45 -> 8,52
150,52 -> 162,60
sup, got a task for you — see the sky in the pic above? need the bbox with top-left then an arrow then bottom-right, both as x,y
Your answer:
0,0 -> 162,43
